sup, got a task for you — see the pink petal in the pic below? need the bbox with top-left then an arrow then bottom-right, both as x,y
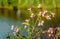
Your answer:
28,8 -> 32,11
48,34 -> 51,37
45,15 -> 51,20
38,22 -> 41,26
40,23 -> 43,26
37,4 -> 42,8
16,28 -> 19,32
30,13 -> 34,18
47,30 -> 51,33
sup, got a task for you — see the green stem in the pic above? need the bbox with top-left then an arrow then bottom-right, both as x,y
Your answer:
32,17 -> 41,39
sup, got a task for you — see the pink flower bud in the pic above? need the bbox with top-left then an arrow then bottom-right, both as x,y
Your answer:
41,10 -> 48,17
45,15 -> 51,20
37,4 -> 42,8
43,10 -> 48,14
30,13 -> 34,18
47,29 -> 51,33
42,13 -> 44,17
38,22 -> 41,26
49,34 -> 51,37
16,28 -> 19,32
28,8 -> 32,11
51,31 -> 53,33
49,28 -> 53,31
40,23 -> 43,26
38,21 -> 44,26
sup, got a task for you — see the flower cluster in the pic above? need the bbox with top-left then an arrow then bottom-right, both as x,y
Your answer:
37,4 -> 42,8
27,4 -> 55,27
30,13 -> 34,18
22,4 -> 55,39
47,28 -> 54,37
38,20 -> 44,26
47,28 -> 53,33
11,25 -> 19,36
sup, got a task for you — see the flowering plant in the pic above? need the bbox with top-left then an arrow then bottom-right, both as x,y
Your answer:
6,4 -> 55,39
22,4 -> 55,39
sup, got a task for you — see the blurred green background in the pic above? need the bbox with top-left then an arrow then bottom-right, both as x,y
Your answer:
0,0 -> 60,28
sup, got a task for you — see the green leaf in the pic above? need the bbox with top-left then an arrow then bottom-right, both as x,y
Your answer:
22,22 -> 30,26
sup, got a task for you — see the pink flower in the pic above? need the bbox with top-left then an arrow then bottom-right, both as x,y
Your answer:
48,34 -> 51,37
25,19 -> 29,22
38,22 -> 41,26
13,26 -> 19,33
42,10 -> 47,17
38,20 -> 44,26
16,28 -> 19,32
28,8 -> 32,11
49,28 -> 53,31
48,28 -> 53,33
45,15 -> 51,20
49,28 -> 53,33
30,13 -> 34,18
51,12 -> 55,17
47,29 -> 51,33
40,23 -> 43,26
51,31 -> 53,33
42,13 -> 44,17
37,4 -> 42,8
43,10 -> 48,14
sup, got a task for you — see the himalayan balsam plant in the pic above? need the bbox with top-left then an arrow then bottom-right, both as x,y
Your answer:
8,4 -> 55,39
22,4 -> 55,39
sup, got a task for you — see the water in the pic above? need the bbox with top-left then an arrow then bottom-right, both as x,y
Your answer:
0,16 -> 22,39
